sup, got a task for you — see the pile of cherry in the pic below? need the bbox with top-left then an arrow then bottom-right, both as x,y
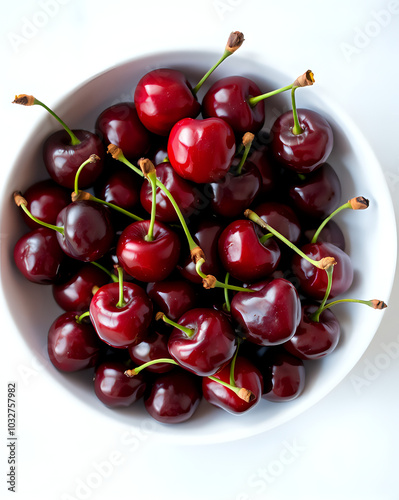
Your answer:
12,32 -> 387,424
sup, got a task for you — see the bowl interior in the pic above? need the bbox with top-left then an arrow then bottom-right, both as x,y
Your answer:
1,51 -> 396,445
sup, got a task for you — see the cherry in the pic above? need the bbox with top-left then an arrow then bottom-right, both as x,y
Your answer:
288,163 -> 342,218
167,117 -> 236,184
202,356 -> 263,415
13,227 -> 66,284
291,242 -> 353,300
303,220 -> 346,251
254,201 -> 302,245
116,220 -> 181,282
284,302 -> 341,360
52,263 -> 111,312
47,311 -> 101,372
95,102 -> 151,160
20,179 -> 70,230
94,361 -> 146,407
248,142 -> 276,195
259,348 -> 305,402
231,278 -> 301,346
95,163 -> 141,212
146,279 -> 197,321
218,219 -> 281,283
160,308 -> 236,377
128,331 -> 173,374
144,369 -> 201,424
90,273 -> 153,348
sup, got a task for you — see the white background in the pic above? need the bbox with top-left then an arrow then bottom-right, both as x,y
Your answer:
1,0 -> 399,499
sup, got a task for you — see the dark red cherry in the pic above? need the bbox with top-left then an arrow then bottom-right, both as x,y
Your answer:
284,302 -> 341,360
288,163 -> 342,218
95,102 -> 151,160
20,179 -> 70,230
291,242 -> 353,300
56,201 -> 114,262
134,68 -> 201,136
43,129 -> 105,188
52,264 -> 110,312
146,280 -> 197,321
202,356 -> 263,415
128,331 -> 173,374
116,220 -> 180,282
95,164 -> 141,211
47,311 -> 101,372
303,220 -> 346,251
248,143 -> 276,195
218,219 -> 281,283
167,117 -> 236,184
167,308 -> 236,377
144,369 -> 201,424
259,348 -> 305,402
14,227 -> 66,284
90,281 -> 153,348
254,201 -> 301,245
140,162 -> 202,222
208,160 -> 261,218
271,109 -> 333,174
94,361 -> 146,407
231,278 -> 301,346
202,76 -> 265,134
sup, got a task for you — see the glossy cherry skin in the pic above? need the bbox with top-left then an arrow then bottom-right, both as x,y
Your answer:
94,361 -> 146,408
271,109 -> 333,174
168,117 -> 236,184
43,129 -> 104,188
90,282 -> 153,348
202,356 -> 263,415
52,264 -> 110,312
14,227 -> 66,284
128,331 -> 173,374
208,160 -> 261,218
254,201 -> 301,245
218,219 -> 281,283
284,302 -> 341,360
117,220 -> 180,282
231,278 -> 301,346
140,162 -> 202,222
95,102 -> 151,160
178,219 -> 224,285
134,68 -> 201,136
291,242 -> 353,300
288,163 -> 342,218
248,143 -> 275,195
303,220 -> 346,251
95,165 -> 141,211
260,348 -> 305,402
146,280 -> 197,321
47,312 -> 101,372
144,369 -> 201,424
202,76 -> 265,134
21,179 -> 70,230
56,201 -> 114,262
168,308 -> 236,377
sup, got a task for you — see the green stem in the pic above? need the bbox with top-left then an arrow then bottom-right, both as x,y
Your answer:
235,138 -> 252,176
90,261 -> 118,283
76,311 -> 90,324
145,173 -> 157,242
158,313 -> 195,338
19,202 -> 64,235
116,267 -> 126,308
310,266 -> 334,322
259,232 -> 274,245
74,158 -> 97,195
126,358 -> 179,376
34,98 -> 80,145
224,273 -> 231,313
192,49 -> 231,95
311,202 -> 352,244
206,375 -> 244,398
88,195 -> 143,221
115,153 -> 144,178
248,83 -> 294,107
291,87 -> 303,135
229,340 -> 241,387
195,258 -> 254,293
320,299 -> 383,313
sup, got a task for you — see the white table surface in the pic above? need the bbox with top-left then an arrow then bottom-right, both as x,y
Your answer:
1,1 -> 398,499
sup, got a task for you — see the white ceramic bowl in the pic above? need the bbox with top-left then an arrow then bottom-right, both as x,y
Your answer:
1,51 -> 396,445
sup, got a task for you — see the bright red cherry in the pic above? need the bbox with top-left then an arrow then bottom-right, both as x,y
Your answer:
167,117 -> 236,184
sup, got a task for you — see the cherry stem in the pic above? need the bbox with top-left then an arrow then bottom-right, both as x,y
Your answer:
291,87 -> 303,135
125,358 -> 179,377
156,312 -> 195,338
33,98 -> 81,145
192,50 -> 232,95
206,375 -> 254,402
73,155 -> 100,195
235,133 -> 254,176
259,232 -> 274,245
223,272 -> 231,312
196,258 -> 254,293
248,83 -> 294,107
76,311 -> 90,324
245,209 -> 335,270
229,339 -> 242,387
310,266 -> 334,322
14,192 -> 64,235
145,172 -> 157,242
115,267 -> 127,308
90,262 -> 118,283
318,298 -> 387,314
84,194 -> 143,222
